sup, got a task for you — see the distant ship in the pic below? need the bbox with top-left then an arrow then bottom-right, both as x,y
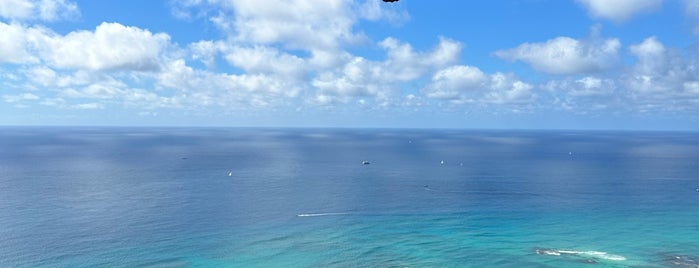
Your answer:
362,161 -> 370,165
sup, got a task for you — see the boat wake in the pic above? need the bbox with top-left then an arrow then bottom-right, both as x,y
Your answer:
297,212 -> 351,217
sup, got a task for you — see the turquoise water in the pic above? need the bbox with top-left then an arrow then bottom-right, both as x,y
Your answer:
1,127 -> 698,267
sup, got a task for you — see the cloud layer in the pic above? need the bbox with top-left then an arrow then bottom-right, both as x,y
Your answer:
2,0 -> 699,127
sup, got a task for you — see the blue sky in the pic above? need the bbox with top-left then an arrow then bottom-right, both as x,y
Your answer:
1,0 -> 698,130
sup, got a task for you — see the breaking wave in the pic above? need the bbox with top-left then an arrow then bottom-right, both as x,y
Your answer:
535,248 -> 626,261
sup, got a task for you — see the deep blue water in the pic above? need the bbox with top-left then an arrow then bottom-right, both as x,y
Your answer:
1,127 -> 698,267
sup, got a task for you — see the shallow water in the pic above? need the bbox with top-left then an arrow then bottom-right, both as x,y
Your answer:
1,127 -> 698,267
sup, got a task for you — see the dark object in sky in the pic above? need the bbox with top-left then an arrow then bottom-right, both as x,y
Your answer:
382,0 -> 400,2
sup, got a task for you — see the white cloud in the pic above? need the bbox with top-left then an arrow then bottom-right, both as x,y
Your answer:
623,36 -> 699,112
424,65 -> 534,106
3,93 -> 39,103
7,0 -> 694,121
36,0 -> 79,21
157,60 -> 195,90
61,80 -> 129,99
167,0 -> 428,108
544,76 -> 616,97
571,76 -> 616,97
154,58 -> 303,108
189,40 -> 225,69
495,36 -> 621,75
357,0 -> 409,23
209,0 -> 363,51
311,56 -> 390,103
0,22 -> 49,64
172,0 -> 407,53
71,103 -> 103,110
50,78 -> 184,110
310,37 -> 461,104
47,22 -> 171,71
485,73 -> 535,105
576,0 -> 662,22
196,72 -> 301,107
379,37 -> 461,81
0,21 -> 172,72
538,36 -> 699,114
423,65 -> 487,100
543,76 -> 618,113
0,0 -> 33,21
626,36 -> 676,93
26,66 -> 57,87
0,0 -> 79,22
225,46 -> 307,79
629,36 -> 666,75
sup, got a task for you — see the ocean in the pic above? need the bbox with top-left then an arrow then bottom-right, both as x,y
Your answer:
1,127 -> 698,267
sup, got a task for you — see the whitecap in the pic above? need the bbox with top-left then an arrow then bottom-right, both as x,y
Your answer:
536,248 -> 626,261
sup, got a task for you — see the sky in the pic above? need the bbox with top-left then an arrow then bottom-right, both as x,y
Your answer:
1,0 -> 699,130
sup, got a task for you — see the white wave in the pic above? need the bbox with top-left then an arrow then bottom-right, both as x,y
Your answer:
297,212 -> 349,217
536,248 -> 626,261
575,250 -> 623,261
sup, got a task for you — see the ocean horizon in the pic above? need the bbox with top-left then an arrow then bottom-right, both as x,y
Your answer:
1,126 -> 698,267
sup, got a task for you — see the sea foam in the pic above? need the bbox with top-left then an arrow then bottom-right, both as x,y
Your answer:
536,248 -> 626,261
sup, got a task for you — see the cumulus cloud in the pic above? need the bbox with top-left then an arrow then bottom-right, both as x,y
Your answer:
189,40 -> 225,69
423,65 -> 487,100
47,22 -> 171,71
379,37 -> 461,81
495,36 -> 621,75
310,37 -> 461,105
486,73 -> 535,105
11,0 -> 696,120
167,0 -> 427,108
225,46 -> 308,79
155,59 -> 303,108
208,0 -> 364,51
157,59 -> 195,90
629,36 -> 667,76
47,77 -> 184,110
0,22 -> 49,64
569,76 -> 616,97
25,66 -> 57,87
543,76 -> 618,112
424,65 -> 534,106
0,0 -> 79,22
0,21 -> 171,72
357,0 -> 409,23
538,36 -> 699,114
172,0 -> 407,52
576,0 -> 662,22
624,36 -> 699,108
